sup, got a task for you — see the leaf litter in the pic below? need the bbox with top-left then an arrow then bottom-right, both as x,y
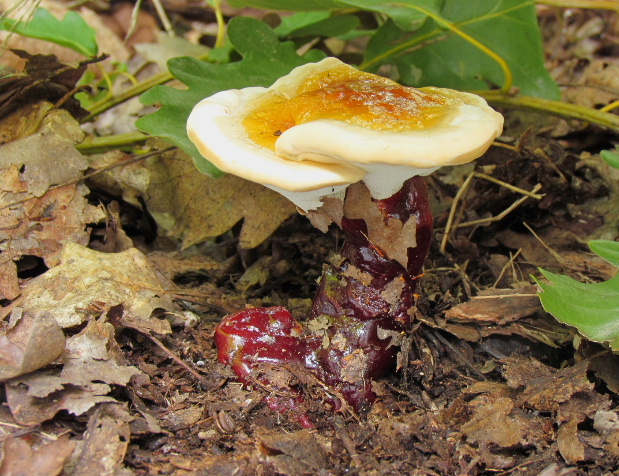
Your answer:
1,4 -> 619,476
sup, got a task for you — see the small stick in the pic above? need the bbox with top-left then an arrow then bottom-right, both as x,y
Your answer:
0,146 -> 175,211
492,248 -> 522,288
453,183 -> 543,229
440,170 -> 543,252
146,332 -> 207,384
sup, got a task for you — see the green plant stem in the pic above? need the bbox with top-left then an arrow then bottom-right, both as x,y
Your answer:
82,53 -> 211,123
211,0 -> 226,48
76,131 -> 148,154
479,91 -> 619,131
536,0 -> 619,12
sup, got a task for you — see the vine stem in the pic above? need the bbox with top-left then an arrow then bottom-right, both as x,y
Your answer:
479,91 -> 619,131
76,131 -> 148,154
537,0 -> 619,12
82,53 -> 211,123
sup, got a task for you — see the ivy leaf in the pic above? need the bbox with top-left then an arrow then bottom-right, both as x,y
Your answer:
136,16 -> 326,176
0,8 -> 98,57
536,240 -> 619,350
354,0 -> 559,99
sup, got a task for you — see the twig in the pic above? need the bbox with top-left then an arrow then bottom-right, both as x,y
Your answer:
492,248 -> 523,288
76,131 -> 149,154
480,91 -> 619,132
0,146 -> 175,211
429,330 -> 487,381
146,332 -> 207,384
439,171 -> 543,252
523,222 -> 566,266
454,183 -> 543,228
150,0 -> 174,36
81,50 -> 211,122
472,173 -> 544,199
440,172 -> 475,253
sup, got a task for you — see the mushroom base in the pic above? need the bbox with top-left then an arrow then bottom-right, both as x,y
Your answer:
214,176 -> 433,415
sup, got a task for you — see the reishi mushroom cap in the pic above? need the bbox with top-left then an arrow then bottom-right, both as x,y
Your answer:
187,57 -> 504,211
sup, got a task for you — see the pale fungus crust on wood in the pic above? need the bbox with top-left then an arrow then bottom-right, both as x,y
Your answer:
187,57 -> 503,211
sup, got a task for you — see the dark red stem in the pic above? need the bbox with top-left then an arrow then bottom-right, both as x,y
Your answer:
215,176 -> 433,415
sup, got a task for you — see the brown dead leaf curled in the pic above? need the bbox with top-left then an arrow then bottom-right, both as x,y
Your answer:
0,310 -> 65,381
0,51 -> 89,121
5,319 -> 141,425
87,146 -> 296,249
0,435 -> 76,476
19,242 -> 175,329
70,403 -> 133,476
0,106 -> 105,299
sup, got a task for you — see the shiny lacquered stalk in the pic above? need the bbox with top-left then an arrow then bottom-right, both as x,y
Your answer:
215,176 -> 433,413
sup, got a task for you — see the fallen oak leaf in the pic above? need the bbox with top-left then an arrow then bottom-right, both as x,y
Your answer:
5,319 -> 142,425
88,146 -> 296,249
0,105 -> 105,299
18,241 -> 176,329
0,310 -> 65,381
0,435 -> 76,476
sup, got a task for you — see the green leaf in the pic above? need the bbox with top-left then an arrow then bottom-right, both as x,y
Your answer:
281,14 -> 360,38
228,0 -> 338,10
0,8 -> 98,57
274,11 -> 332,37
536,240 -> 619,350
136,17 -> 326,175
601,150 -> 619,171
340,0 -> 443,30
354,0 -> 559,99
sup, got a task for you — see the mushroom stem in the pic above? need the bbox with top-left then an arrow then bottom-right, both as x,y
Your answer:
215,176 -> 433,413
309,175 -> 432,410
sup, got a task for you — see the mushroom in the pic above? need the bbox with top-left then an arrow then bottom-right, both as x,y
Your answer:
188,58 -> 503,415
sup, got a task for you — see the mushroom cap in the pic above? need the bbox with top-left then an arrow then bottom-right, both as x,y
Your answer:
187,58 -> 503,211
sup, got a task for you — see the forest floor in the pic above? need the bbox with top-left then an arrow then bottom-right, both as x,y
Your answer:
1,2 -> 619,475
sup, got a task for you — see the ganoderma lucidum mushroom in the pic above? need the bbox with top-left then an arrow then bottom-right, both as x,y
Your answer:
187,57 -> 503,416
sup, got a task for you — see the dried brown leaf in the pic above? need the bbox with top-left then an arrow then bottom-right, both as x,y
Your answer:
558,419 -> 585,464
19,242 -> 175,329
5,319 -> 141,425
460,395 -> 528,447
0,106 -> 104,299
258,429 -> 328,474
88,147 -> 296,249
0,435 -> 76,476
0,310 -> 65,381
503,357 -> 596,412
71,404 -> 133,476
